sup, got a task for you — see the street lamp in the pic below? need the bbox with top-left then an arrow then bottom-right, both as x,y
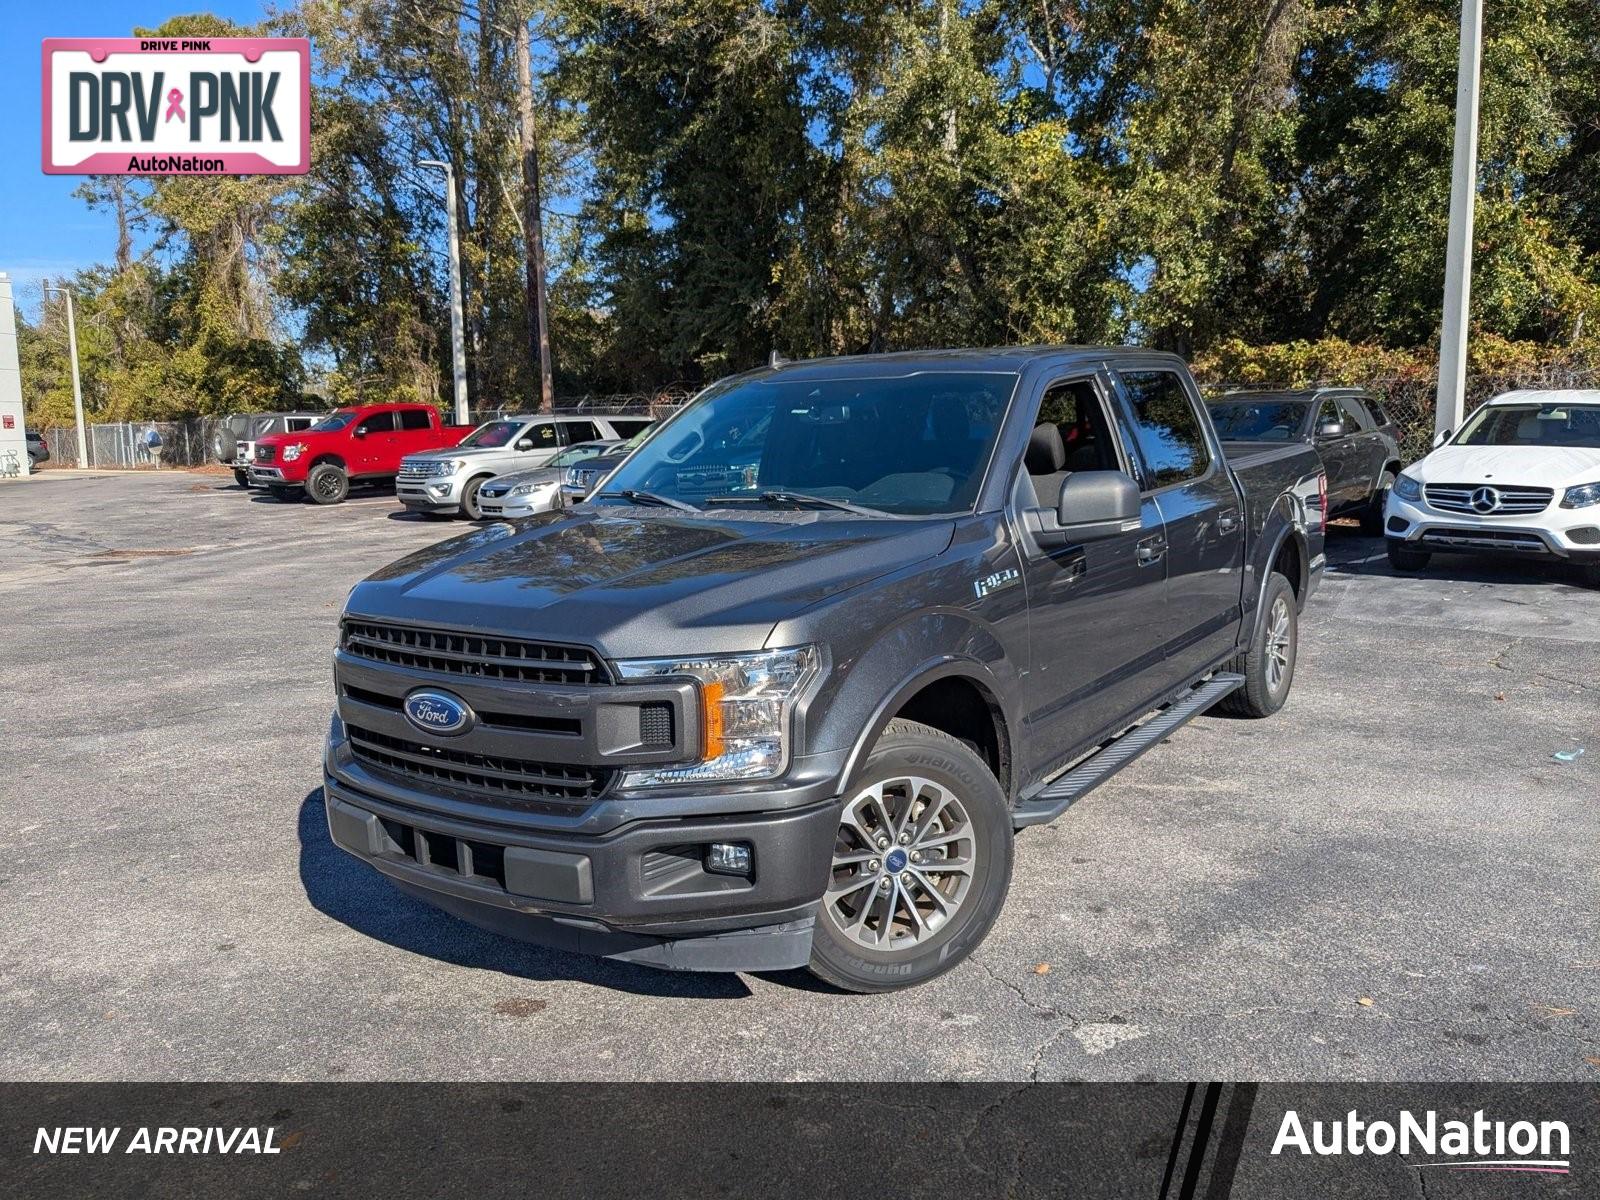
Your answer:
419,159 -> 470,426
44,285 -> 88,468
1435,0 -> 1483,438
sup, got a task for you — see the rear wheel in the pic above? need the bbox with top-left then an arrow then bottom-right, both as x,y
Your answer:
306,463 -> 349,505
1218,572 -> 1297,718
807,719 -> 1013,993
1359,471 -> 1394,536
1386,540 -> 1430,572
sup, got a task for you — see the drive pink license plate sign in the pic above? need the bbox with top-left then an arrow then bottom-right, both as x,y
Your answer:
42,38 -> 309,175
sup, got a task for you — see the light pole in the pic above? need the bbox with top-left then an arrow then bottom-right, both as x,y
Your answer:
1435,0 -> 1483,439
419,159 -> 470,426
45,285 -> 88,468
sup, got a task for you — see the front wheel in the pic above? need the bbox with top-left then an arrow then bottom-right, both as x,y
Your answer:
232,469 -> 250,488
807,718 -> 1013,993
1386,540 -> 1430,572
460,474 -> 490,519
305,463 -> 350,505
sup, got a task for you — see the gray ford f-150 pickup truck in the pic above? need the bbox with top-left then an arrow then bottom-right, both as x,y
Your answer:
324,347 -> 1326,992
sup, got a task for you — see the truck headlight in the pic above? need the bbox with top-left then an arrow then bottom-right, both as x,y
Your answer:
282,443 -> 305,463
1392,473 -> 1423,502
1561,480 -> 1600,509
614,646 -> 819,787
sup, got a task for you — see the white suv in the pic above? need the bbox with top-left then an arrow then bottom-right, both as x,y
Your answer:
1384,389 -> 1600,585
396,414 -> 652,518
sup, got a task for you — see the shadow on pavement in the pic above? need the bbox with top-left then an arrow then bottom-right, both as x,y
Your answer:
297,789 -> 754,999
1322,522 -> 1594,591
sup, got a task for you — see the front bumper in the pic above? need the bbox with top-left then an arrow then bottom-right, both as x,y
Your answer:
323,769 -> 836,971
478,491 -> 560,519
248,465 -> 300,487
397,475 -> 465,513
1385,492 -> 1600,560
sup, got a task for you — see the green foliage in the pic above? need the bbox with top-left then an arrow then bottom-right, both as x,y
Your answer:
20,0 -> 1600,425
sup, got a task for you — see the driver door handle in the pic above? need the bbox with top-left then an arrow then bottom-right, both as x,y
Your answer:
1218,510 -> 1240,535
1136,534 -> 1167,566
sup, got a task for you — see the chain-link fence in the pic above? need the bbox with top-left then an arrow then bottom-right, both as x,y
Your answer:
37,387 -> 697,471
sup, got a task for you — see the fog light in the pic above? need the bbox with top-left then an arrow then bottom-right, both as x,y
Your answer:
428,483 -> 450,497
706,842 -> 752,876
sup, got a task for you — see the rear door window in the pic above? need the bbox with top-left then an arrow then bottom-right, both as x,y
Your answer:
1116,370 -> 1213,489
559,420 -> 603,445
397,409 -> 433,431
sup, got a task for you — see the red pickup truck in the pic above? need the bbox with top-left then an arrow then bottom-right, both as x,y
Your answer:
248,403 -> 474,505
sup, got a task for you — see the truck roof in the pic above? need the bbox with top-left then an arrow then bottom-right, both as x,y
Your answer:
753,345 -> 1185,381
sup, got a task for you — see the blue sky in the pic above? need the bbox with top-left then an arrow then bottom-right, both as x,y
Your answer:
2,1 -> 269,316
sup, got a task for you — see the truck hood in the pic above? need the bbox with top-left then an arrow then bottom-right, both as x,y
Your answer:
348,508 -> 956,658
1408,444 -> 1600,488
403,445 -> 507,464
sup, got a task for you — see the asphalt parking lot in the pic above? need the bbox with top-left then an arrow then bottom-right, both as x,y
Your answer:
2,470 -> 1595,1082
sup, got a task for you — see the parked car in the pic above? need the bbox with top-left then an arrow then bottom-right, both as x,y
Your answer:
1384,388 -> 1600,585
1207,388 -> 1401,533
397,415 -> 652,519
476,440 -> 621,520
26,430 -> 49,468
323,347 -> 1326,991
249,403 -> 473,505
557,425 -> 657,501
214,412 -> 322,487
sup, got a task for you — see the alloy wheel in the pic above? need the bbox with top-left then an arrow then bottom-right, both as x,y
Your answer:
825,776 -> 975,951
1265,595 -> 1293,694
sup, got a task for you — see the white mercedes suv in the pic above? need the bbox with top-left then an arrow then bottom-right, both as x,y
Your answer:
1384,389 -> 1600,585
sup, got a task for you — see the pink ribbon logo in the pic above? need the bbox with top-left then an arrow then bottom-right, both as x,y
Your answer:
164,88 -> 185,123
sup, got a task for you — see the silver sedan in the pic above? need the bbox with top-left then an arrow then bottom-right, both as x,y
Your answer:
476,440 -> 619,519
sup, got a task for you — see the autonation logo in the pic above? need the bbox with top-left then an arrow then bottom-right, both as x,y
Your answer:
1272,1109 -> 1571,1175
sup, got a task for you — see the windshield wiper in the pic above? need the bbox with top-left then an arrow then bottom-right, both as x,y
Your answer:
599,489 -> 700,513
707,490 -> 892,517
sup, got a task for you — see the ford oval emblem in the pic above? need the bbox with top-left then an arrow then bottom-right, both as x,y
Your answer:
402,689 -> 473,736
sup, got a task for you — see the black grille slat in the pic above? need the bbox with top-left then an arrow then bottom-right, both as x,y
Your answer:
347,725 -> 608,811
341,620 -> 602,684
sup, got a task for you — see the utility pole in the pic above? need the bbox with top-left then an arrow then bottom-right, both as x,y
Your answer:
516,20 -> 554,413
46,285 -> 88,468
1435,0 -> 1483,439
420,159 -> 470,426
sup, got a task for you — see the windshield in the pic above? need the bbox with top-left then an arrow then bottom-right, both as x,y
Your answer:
1455,403 -> 1600,448
549,442 -> 609,467
598,372 -> 1016,515
1206,401 -> 1311,441
458,419 -> 528,449
309,411 -> 357,433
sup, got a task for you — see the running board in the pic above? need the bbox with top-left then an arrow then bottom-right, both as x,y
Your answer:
1011,673 -> 1245,829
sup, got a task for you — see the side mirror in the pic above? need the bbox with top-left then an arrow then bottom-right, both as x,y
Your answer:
1316,420 -> 1345,439
515,438 -> 533,451
353,425 -> 368,438
1432,429 -> 1451,449
1030,471 -> 1141,547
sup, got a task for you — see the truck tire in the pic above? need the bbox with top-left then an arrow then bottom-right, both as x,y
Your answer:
306,463 -> 350,505
460,474 -> 491,520
1386,540 -> 1430,572
807,718 -> 1013,993
1217,572 -> 1297,718
269,486 -> 299,503
1359,471 -> 1394,536
232,468 -> 250,488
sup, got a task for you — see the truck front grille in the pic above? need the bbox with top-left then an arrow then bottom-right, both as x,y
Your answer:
1424,483 -> 1553,515
347,724 -> 609,811
341,619 -> 603,685
254,444 -> 277,463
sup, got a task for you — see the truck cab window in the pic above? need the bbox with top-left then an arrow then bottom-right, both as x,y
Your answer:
1117,370 -> 1212,488
359,411 -> 397,434
398,409 -> 432,431
1025,379 -> 1119,505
